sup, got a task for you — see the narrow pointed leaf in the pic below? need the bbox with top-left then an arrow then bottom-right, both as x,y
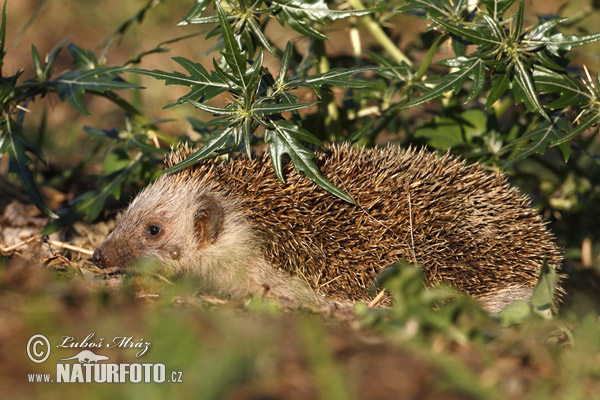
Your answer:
485,72 -> 510,108
464,58 -> 486,103
76,155 -> 142,221
279,13 -> 327,40
52,67 -> 140,116
31,45 -> 43,78
430,15 -> 500,47
404,58 -> 484,108
513,0 -> 524,40
129,57 -> 227,103
271,0 -> 376,21
291,67 -> 386,88
504,119 -> 562,166
67,42 -> 98,70
268,119 -> 322,146
0,71 -> 21,104
242,117 -> 252,158
482,0 -> 515,19
266,121 -> 354,204
277,42 -> 292,87
524,17 -> 567,41
546,32 -> 600,56
533,67 -> 588,108
215,2 -> 247,88
164,128 -> 234,173
186,99 -> 238,116
246,48 -> 264,95
530,262 -> 559,316
0,120 -> 58,218
552,113 -> 600,147
248,18 -> 274,54
179,0 -> 212,25
512,58 -> 550,120
480,13 -> 504,42
252,101 -> 319,115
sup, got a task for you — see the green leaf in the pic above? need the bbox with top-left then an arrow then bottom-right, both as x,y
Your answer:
179,14 -> 219,25
242,117 -> 252,158
480,13 -> 504,43
464,57 -> 486,103
513,0 -> 524,40
430,15 -> 501,48
485,72 -> 510,108
511,57 -> 550,120
533,66 -> 589,109
247,17 -> 274,54
128,57 -> 227,105
31,45 -> 44,79
530,262 -> 559,318
534,50 -> 568,71
271,0 -> 375,21
246,48 -> 264,95
497,300 -> 531,326
551,112 -> 600,147
164,128 -> 234,174
366,51 -> 411,81
280,14 -> 327,40
67,42 -> 98,70
265,121 -> 354,204
277,42 -> 292,88
546,31 -> 600,57
0,71 -> 21,105
404,58 -> 484,108
75,153 -> 142,221
186,99 -> 238,116
52,67 -> 141,115
503,118 -> 564,166
481,0 -> 515,19
268,119 -> 322,146
348,119 -> 375,142
179,0 -> 213,25
215,1 -> 247,89
292,68 -> 369,88
0,118 -> 58,218
523,17 -> 567,41
251,101 -> 319,115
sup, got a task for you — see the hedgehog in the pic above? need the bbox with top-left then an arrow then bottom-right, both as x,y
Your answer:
91,143 -> 563,312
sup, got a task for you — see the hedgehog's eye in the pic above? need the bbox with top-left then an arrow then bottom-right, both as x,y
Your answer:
146,224 -> 162,237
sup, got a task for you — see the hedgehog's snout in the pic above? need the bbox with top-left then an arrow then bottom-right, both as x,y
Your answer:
91,247 -> 106,269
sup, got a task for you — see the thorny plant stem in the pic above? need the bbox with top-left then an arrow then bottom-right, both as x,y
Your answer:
347,0 -> 412,67
366,33 -> 449,142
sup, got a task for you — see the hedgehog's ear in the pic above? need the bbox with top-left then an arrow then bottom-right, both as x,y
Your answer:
194,195 -> 224,247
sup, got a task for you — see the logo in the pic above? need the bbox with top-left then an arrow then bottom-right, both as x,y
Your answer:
27,334 -> 51,363
59,350 -> 110,363
25,333 -> 183,384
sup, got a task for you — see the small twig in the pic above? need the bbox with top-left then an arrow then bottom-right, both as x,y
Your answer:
152,273 -> 173,284
368,289 -> 387,308
0,235 -> 40,252
44,239 -> 94,256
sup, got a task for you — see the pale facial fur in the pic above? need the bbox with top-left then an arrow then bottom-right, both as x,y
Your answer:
92,175 -> 319,305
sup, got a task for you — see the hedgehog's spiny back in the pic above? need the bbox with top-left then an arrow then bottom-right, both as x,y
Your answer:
167,144 -> 562,302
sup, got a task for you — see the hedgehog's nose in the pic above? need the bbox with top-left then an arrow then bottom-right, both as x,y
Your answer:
91,248 -> 106,269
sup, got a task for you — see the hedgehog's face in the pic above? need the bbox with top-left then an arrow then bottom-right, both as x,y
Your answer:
91,177 -> 224,275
